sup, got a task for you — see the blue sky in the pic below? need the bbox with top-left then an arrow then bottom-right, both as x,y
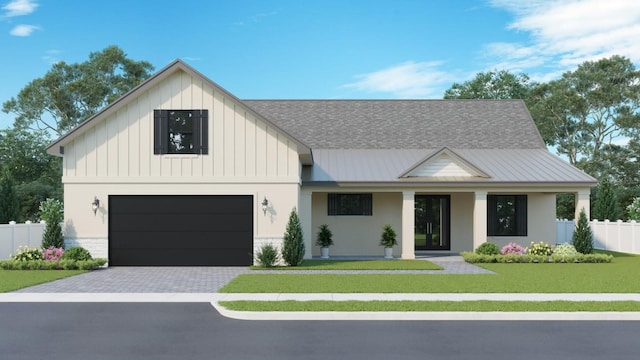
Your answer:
1,0 -> 640,130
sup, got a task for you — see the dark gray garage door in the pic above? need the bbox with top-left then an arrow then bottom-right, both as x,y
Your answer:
109,195 -> 253,266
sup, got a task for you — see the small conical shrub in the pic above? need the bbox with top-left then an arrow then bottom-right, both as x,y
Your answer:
282,208 -> 305,266
40,199 -> 64,249
572,208 -> 594,254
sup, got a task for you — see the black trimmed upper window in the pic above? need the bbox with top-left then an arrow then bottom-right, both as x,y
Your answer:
154,109 -> 208,154
487,195 -> 527,236
328,193 -> 372,216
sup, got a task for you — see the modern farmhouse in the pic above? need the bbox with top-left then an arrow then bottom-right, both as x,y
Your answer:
46,60 -> 597,266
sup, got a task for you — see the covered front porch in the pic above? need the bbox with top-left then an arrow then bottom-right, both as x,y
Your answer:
299,188 -> 591,259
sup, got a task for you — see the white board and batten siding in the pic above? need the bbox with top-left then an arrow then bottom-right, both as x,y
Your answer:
62,69 -> 299,183
409,153 -> 475,177
59,69 -> 302,260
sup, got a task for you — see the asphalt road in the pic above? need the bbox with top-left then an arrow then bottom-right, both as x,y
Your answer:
1,303 -> 638,360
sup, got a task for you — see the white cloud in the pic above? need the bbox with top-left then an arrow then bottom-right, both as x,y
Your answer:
9,24 -> 38,36
342,61 -> 457,98
3,0 -> 38,17
42,49 -> 61,64
485,0 -> 640,80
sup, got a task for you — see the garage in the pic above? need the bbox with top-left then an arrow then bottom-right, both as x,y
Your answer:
109,195 -> 253,266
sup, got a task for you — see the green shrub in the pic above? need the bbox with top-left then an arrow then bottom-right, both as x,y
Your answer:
379,224 -> 398,247
0,258 -> 107,270
12,246 -> 43,261
553,243 -> 579,258
61,247 -> 93,261
573,208 -> 594,254
315,224 -> 334,248
461,251 -> 613,264
281,208 -> 305,266
527,241 -> 552,256
40,198 -> 64,249
475,242 -> 499,255
255,243 -> 279,267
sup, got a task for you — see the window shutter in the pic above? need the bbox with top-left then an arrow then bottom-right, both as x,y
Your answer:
154,110 -> 169,154
487,195 -> 497,236
328,194 -> 337,215
194,109 -> 208,154
516,195 -> 528,236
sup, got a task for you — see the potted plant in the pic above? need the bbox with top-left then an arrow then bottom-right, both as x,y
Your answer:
379,224 -> 397,259
315,224 -> 334,258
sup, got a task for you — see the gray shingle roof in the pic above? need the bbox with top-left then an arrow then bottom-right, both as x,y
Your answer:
244,99 -> 546,149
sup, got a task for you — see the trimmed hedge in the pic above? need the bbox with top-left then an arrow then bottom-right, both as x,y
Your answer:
0,258 -> 107,270
461,252 -> 613,264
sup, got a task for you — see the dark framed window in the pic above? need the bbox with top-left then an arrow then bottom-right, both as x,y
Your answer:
487,195 -> 527,236
154,109 -> 208,154
328,193 -> 372,216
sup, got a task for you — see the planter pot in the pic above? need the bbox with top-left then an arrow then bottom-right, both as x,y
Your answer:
384,247 -> 394,259
320,247 -> 330,259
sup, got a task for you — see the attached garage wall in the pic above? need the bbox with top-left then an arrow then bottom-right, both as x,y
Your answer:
109,195 -> 252,266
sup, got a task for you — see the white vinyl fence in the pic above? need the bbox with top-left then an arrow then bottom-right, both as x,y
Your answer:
0,221 -> 46,260
556,219 -> 640,254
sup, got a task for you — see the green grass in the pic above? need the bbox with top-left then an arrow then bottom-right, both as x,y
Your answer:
0,270 -> 87,292
219,300 -> 640,312
220,250 -> 640,293
251,259 -> 442,270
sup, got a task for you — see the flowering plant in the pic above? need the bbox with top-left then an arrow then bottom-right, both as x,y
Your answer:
43,246 -> 64,261
12,246 -> 43,261
553,243 -> 578,258
526,241 -> 552,256
500,242 -> 525,255
627,197 -> 640,221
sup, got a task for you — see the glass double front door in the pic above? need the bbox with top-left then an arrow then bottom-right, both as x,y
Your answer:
415,195 -> 450,250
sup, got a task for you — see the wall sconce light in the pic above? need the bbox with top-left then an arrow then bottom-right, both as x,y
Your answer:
261,196 -> 269,215
91,197 -> 100,215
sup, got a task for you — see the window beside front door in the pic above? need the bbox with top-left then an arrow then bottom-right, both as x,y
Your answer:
154,109 -> 208,154
327,193 -> 372,216
487,195 -> 527,236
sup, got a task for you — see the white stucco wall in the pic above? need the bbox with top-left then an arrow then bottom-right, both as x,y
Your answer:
486,192 -> 557,250
311,192 -> 403,257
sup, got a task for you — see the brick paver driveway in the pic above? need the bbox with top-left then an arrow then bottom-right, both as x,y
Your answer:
14,267 -> 251,293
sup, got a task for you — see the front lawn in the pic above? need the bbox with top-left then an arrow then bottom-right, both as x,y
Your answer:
252,259 -> 442,270
219,300 -> 640,312
0,270 -> 87,292
220,251 -> 640,293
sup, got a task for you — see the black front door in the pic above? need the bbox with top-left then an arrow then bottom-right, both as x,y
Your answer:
415,195 -> 450,250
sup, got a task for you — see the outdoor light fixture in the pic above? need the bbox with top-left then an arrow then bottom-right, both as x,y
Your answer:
261,196 -> 269,215
91,197 -> 100,215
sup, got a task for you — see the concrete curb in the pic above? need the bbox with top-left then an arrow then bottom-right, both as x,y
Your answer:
212,303 -> 640,321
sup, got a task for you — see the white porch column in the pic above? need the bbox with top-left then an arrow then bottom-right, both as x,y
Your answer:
575,189 -> 591,221
473,191 -> 488,250
401,191 -> 415,259
299,189 -> 313,259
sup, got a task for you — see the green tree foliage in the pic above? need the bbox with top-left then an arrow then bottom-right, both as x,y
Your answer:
39,198 -> 64,249
3,45 -> 154,136
572,208 -> 594,254
528,55 -> 640,172
627,197 -> 640,221
282,208 -> 305,266
556,193 -> 575,220
0,170 -> 20,223
444,70 -> 534,100
592,177 -> 619,221
0,127 -> 62,220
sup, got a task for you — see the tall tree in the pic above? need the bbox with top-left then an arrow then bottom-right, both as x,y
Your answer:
0,170 -> 20,223
281,208 -> 305,266
592,177 -> 619,221
3,45 -> 154,136
528,55 -> 640,171
444,70 -> 534,100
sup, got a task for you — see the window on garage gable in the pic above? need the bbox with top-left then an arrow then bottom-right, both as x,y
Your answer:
154,109 -> 208,154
